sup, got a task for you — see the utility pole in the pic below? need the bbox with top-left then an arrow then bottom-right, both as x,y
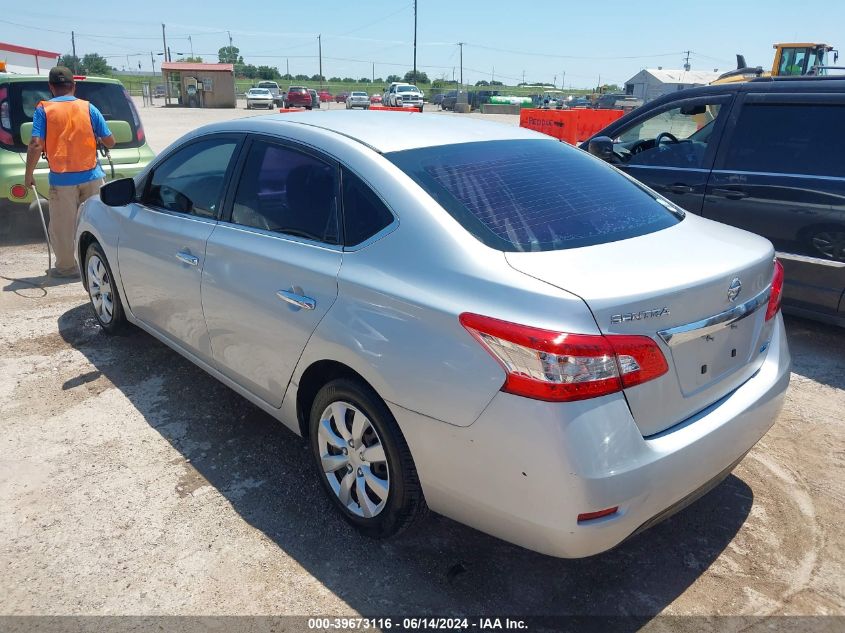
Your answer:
372,61 -> 375,83
162,23 -> 170,104
228,30 -> 233,50
683,50 -> 691,71
522,69 -> 525,86
457,42 -> 464,88
150,51 -> 156,76
188,36 -> 193,58
71,31 -> 77,72
452,66 -> 455,84
562,70 -> 565,90
286,58 -> 289,77
413,0 -> 417,84
492,66 -> 494,84
318,34 -> 323,88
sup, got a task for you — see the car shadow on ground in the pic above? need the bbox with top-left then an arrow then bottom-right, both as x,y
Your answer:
58,303 -> 754,624
784,315 -> 845,390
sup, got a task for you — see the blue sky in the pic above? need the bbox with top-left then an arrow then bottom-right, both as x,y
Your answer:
5,1 -> 844,87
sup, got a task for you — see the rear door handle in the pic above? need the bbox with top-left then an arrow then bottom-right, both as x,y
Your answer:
711,188 -> 749,200
668,184 -> 693,194
276,289 -> 316,311
175,251 -> 199,266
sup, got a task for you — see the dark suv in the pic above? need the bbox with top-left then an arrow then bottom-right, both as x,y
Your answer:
583,77 -> 845,326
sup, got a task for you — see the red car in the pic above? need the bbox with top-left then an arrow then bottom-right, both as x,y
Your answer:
285,86 -> 312,109
318,90 -> 332,102
335,92 -> 349,103
370,94 -> 383,104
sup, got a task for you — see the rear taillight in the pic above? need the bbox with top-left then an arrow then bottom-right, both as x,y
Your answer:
459,313 -> 668,402
765,260 -> 785,321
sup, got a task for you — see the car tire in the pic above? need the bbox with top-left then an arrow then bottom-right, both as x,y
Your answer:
306,106 -> 312,110
309,377 -> 428,539
246,103 -> 251,109
84,242 -> 127,334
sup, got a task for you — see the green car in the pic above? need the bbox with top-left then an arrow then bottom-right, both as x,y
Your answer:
0,73 -> 155,236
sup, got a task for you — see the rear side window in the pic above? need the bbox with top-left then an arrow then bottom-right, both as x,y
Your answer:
342,170 -> 394,246
722,103 -> 845,178
387,140 -> 681,252
146,138 -> 237,218
230,140 -> 339,244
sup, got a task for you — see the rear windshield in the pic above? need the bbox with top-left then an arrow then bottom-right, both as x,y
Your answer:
386,139 -> 682,252
289,87 -> 307,93
1,80 -> 142,151
352,92 -> 367,97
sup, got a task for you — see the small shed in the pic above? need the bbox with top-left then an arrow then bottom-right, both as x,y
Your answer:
160,62 -> 235,108
0,42 -> 60,75
624,69 -> 721,103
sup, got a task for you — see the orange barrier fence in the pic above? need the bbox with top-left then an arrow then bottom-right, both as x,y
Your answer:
519,108 -> 624,144
277,108 -> 304,113
368,105 -> 421,112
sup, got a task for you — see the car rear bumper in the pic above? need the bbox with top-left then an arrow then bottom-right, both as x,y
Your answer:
390,314 -> 790,558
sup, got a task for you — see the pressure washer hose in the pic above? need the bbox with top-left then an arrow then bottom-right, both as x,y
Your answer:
31,186 -> 53,273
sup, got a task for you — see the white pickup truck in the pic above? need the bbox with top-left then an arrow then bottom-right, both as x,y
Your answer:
384,83 -> 424,110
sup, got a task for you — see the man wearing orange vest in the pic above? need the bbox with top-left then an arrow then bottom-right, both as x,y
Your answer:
25,66 -> 115,278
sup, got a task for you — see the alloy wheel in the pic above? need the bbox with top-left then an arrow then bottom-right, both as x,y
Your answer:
87,255 -> 114,324
317,401 -> 390,518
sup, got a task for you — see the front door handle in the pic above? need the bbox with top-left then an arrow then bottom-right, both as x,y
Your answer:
175,251 -> 199,266
668,184 -> 693,194
711,188 -> 749,200
276,289 -> 316,311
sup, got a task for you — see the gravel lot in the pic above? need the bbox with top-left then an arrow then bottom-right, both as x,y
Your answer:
1,101 -> 843,625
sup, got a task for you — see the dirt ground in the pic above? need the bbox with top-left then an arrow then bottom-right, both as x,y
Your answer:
0,102 -> 843,627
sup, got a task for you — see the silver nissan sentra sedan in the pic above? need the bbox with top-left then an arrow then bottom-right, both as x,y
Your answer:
75,111 -> 791,558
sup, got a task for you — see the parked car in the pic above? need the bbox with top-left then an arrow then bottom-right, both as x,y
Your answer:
77,112 -> 790,558
432,93 -> 445,107
335,92 -> 349,103
285,86 -> 312,109
595,93 -> 643,111
245,88 -> 274,110
0,73 -> 154,238
345,91 -> 369,109
318,90 -> 332,103
256,81 -> 285,107
440,90 -> 458,111
583,76 -> 845,326
569,97 -> 590,108
308,89 -> 321,109
369,94 -> 382,105
384,83 -> 423,110
153,84 -> 166,98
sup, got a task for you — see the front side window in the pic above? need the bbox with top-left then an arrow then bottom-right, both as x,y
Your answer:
230,140 -> 339,244
722,103 -> 845,178
614,101 -> 724,169
146,138 -> 237,218
387,139 -> 681,252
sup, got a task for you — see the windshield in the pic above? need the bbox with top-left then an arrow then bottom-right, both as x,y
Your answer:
249,89 -> 270,95
387,140 -> 681,252
2,80 -> 142,151
397,86 -> 419,93
352,92 -> 367,97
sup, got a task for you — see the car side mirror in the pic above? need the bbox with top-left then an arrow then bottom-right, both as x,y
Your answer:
100,178 -> 136,206
588,136 -> 614,162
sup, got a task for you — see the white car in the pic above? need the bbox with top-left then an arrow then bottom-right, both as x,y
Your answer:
345,91 -> 370,109
246,88 -> 274,110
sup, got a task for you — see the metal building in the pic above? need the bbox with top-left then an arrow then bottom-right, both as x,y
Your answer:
624,68 -> 721,103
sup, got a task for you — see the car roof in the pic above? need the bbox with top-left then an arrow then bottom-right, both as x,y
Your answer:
0,73 -> 121,85
216,110 -> 547,153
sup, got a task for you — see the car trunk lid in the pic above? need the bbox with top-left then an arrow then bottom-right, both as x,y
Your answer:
505,216 -> 777,436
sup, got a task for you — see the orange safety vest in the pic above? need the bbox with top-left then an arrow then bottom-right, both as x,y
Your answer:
38,99 -> 98,173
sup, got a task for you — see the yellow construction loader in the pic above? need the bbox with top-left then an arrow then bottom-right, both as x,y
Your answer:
712,43 -> 839,84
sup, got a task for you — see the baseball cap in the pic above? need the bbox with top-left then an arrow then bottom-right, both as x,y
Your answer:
48,66 -> 75,85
